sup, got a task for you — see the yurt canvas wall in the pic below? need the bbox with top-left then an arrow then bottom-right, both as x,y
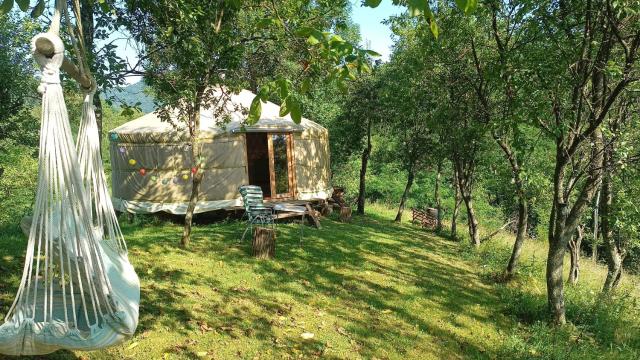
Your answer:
109,90 -> 332,214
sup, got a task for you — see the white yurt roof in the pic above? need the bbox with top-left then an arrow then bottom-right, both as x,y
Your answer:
110,89 -> 326,143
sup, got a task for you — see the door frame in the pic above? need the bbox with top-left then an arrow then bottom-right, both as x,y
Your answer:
267,132 -> 296,200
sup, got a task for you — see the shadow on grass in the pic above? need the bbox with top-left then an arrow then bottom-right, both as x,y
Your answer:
0,212 -> 502,358
2,210 -> 636,359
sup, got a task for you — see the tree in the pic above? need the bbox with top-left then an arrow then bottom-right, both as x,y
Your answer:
376,40 -> 439,223
332,72 -> 383,216
122,0 -> 373,247
466,1 -> 549,277
0,13 -> 39,154
385,6 -> 487,243
600,97 -> 640,292
522,0 -> 640,324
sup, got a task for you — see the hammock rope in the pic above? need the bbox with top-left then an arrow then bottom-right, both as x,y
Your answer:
0,1 -> 139,355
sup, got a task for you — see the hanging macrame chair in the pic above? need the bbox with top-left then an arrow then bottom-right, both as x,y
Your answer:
0,1 -> 139,355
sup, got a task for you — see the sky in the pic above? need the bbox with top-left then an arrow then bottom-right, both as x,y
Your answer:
350,1 -> 403,62
115,1 -> 402,85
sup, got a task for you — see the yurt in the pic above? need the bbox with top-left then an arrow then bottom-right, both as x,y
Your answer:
109,89 -> 332,214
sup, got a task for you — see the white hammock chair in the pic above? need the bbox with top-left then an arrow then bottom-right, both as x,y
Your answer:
0,2 -> 139,355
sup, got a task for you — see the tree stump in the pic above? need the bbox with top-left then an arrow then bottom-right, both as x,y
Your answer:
252,227 -> 276,259
339,206 -> 352,223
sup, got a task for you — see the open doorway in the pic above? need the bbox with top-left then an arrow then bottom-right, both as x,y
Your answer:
246,133 -> 271,198
245,133 -> 294,199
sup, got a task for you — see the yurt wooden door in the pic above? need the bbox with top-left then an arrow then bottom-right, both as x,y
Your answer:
246,133 -> 295,199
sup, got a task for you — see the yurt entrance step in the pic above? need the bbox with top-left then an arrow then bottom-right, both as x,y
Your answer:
246,132 -> 296,200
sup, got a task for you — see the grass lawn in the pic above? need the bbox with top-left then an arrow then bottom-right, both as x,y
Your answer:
0,205 -> 638,359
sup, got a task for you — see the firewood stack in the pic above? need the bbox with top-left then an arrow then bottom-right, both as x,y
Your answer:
329,186 -> 351,222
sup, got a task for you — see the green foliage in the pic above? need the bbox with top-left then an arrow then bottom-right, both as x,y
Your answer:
0,13 -> 39,125
467,236 -> 640,359
0,145 -> 38,227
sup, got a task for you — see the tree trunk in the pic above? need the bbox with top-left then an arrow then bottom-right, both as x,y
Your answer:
94,93 -> 103,148
506,199 -> 528,277
451,165 -> 462,239
461,192 -> 480,247
452,153 -> 480,246
546,224 -> 569,325
547,129 -> 604,325
601,148 -> 624,292
180,167 -> 203,248
496,137 -> 529,278
356,118 -> 372,215
182,86 -> 207,247
395,163 -> 416,222
80,0 -> 103,147
568,225 -> 584,285
435,161 -> 442,231
592,188 -> 601,262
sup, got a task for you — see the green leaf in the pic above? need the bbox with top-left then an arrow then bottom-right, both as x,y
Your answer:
247,96 -> 262,125
295,27 -> 314,37
257,18 -> 283,29
276,78 -> 289,99
365,49 -> 381,57
289,98 -> 302,124
30,0 -> 43,18
300,78 -> 311,94
407,0 -> 428,16
98,0 -> 110,13
16,0 -> 28,11
0,0 -> 14,14
363,0 -> 382,7
307,34 -> 321,45
279,96 -> 291,117
426,10 -> 439,39
455,0 -> 478,14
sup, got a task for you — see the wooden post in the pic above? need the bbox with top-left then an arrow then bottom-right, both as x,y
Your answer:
252,227 -> 276,259
339,206 -> 352,223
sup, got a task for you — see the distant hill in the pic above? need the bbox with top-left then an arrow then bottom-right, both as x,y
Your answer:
103,80 -> 156,114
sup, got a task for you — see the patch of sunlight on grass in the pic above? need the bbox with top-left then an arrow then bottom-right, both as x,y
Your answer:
1,208 -> 638,359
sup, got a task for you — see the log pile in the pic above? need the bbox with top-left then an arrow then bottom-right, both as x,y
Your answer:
305,204 -> 322,229
329,187 -> 351,223
331,187 -> 347,208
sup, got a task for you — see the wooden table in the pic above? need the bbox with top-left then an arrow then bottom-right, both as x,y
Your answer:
273,203 -> 307,243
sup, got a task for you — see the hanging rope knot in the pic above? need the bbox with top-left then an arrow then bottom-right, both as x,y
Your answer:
81,79 -> 98,96
31,33 -> 65,93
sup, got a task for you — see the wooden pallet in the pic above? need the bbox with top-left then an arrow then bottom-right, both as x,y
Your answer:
411,208 -> 437,229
